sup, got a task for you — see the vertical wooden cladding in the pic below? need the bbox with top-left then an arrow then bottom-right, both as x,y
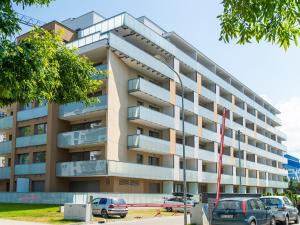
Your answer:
169,79 -> 176,105
169,129 -> 176,154
197,73 -> 202,95
197,116 -> 202,137
213,102 -> 218,123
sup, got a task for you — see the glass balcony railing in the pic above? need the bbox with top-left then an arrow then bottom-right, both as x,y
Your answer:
128,78 -> 170,104
17,106 -> 48,121
107,160 -> 174,180
0,116 -> 13,130
94,64 -> 109,80
58,127 -> 107,149
15,163 -> 46,175
201,87 -> 216,101
0,141 -> 12,155
59,96 -> 107,120
0,167 -> 10,179
16,134 -> 47,148
128,134 -> 170,154
176,95 -> 194,113
56,160 -> 107,177
128,106 -> 174,129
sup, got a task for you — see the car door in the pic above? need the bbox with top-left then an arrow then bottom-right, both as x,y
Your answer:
99,198 -> 108,212
283,197 -> 297,220
248,199 -> 263,225
256,199 -> 270,225
91,198 -> 100,215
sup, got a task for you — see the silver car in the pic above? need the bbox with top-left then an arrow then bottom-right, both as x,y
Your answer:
91,197 -> 128,218
260,196 -> 299,225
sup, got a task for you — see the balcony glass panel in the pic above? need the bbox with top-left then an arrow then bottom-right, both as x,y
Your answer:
17,106 -> 48,121
128,134 -> 170,154
58,127 -> 107,148
0,116 -> 12,130
128,106 -> 174,129
108,161 -> 174,180
56,160 -> 107,177
201,87 -> 216,101
16,134 -> 47,148
15,163 -> 45,175
128,78 -> 170,103
59,96 -> 107,119
0,167 -> 10,179
0,141 -> 12,155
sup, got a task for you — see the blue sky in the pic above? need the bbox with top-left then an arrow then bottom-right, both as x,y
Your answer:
14,0 -> 300,155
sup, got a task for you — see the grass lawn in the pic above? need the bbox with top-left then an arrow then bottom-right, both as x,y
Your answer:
0,203 -> 180,224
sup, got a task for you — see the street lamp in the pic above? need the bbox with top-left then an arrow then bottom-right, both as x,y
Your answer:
155,55 -> 188,225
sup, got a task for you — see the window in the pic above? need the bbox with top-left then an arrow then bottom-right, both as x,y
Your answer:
137,154 -> 143,164
148,156 -> 159,166
17,154 -> 29,164
71,121 -> 102,131
149,105 -> 160,112
33,152 -> 46,163
136,127 -> 143,135
32,181 -> 45,192
176,138 -> 183,144
137,101 -> 144,106
99,198 -> 107,205
149,130 -> 159,138
20,103 -> 33,111
19,126 -> 31,137
71,152 -> 90,161
34,123 -> 47,135
149,183 -> 160,193
180,160 -> 183,169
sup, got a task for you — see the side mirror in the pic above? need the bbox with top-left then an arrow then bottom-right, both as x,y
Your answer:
265,206 -> 271,210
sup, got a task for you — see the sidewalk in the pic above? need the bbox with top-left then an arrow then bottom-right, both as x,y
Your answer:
0,220 -> 45,225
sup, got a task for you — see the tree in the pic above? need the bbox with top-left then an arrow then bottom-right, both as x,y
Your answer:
219,0 -> 300,50
0,0 -> 103,107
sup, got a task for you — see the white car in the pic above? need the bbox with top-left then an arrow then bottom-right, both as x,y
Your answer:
164,192 -> 196,212
91,197 -> 128,218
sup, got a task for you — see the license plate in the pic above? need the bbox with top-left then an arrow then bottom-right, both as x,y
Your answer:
220,214 -> 234,219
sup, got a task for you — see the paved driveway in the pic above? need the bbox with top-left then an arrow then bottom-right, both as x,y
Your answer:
108,216 -> 189,225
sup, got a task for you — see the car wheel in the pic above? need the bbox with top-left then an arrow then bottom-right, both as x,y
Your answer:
120,214 -> 127,218
101,209 -> 108,218
270,216 -> 276,225
295,215 -> 299,224
250,220 -> 256,225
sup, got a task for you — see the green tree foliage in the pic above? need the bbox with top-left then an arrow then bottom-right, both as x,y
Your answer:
219,0 -> 300,50
0,0 -> 103,107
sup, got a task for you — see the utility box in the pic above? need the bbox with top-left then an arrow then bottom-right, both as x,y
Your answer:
64,203 -> 92,222
190,203 -> 210,225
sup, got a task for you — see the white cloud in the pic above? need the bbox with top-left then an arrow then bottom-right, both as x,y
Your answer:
276,97 -> 300,157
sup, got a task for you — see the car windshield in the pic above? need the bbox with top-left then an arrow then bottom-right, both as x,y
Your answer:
216,200 -> 242,210
112,198 -> 126,205
260,198 -> 282,207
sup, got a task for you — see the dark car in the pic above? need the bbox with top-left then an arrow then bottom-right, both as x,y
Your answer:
211,197 -> 274,225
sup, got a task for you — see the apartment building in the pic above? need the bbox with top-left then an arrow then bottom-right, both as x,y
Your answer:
0,11 -> 288,194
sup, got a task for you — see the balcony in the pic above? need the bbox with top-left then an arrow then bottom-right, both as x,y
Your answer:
15,163 -> 46,175
201,87 -> 216,102
16,134 -> 47,148
128,106 -> 174,129
94,64 -> 109,80
56,160 -> 107,177
268,180 -> 288,189
0,167 -> 10,179
128,134 -> 170,155
17,106 -> 48,121
0,116 -> 13,131
0,141 -> 12,155
179,169 -> 198,182
107,161 -> 174,180
58,127 -> 107,149
128,78 -> 170,106
59,96 -> 107,121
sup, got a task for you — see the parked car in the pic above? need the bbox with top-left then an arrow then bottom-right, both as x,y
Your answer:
211,197 -> 273,225
164,192 -> 196,212
260,196 -> 299,225
91,197 -> 128,218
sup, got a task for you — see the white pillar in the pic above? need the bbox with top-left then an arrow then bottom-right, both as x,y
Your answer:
163,181 -> 174,194
250,187 -> 257,194
225,185 -> 234,193
188,183 -> 198,195
174,155 -> 180,181
207,184 -> 217,193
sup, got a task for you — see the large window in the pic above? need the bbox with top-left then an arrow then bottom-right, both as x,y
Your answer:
34,123 -> 47,135
17,154 -> 29,164
136,154 -> 143,164
32,181 -> 45,192
149,130 -> 159,138
19,126 -> 31,137
148,156 -> 159,166
33,152 -> 46,163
